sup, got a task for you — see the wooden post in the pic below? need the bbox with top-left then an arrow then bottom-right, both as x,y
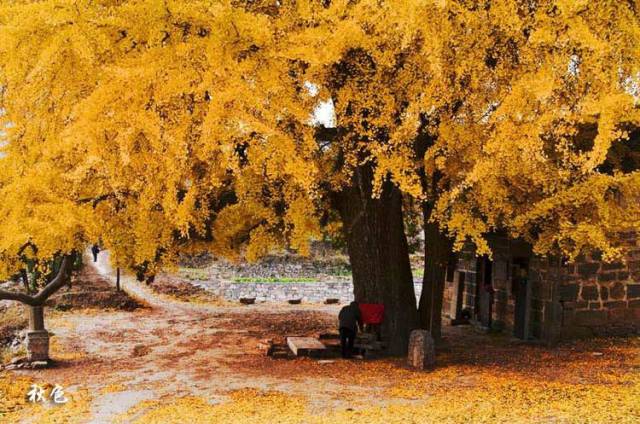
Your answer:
116,267 -> 121,292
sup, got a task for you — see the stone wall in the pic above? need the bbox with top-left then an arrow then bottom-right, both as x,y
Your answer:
443,234 -> 640,341
194,280 -> 424,304
534,237 -> 640,339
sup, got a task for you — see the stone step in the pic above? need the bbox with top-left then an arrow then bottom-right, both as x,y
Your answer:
286,337 -> 327,357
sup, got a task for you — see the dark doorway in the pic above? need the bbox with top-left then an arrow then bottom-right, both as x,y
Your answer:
512,258 -> 530,339
475,256 -> 494,329
450,272 -> 467,325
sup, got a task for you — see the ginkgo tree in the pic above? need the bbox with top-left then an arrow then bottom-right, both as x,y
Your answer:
202,0 -> 640,345
1,0 -> 639,358
0,0 -> 249,360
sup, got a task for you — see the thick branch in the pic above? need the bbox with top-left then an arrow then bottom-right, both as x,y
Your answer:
32,253 -> 76,304
0,289 -> 39,306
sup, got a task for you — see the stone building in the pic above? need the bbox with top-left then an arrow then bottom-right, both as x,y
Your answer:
442,233 -> 640,343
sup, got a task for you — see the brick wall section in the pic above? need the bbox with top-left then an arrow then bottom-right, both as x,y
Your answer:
542,235 -> 640,338
443,234 -> 640,341
489,238 -> 516,332
193,280 -> 424,304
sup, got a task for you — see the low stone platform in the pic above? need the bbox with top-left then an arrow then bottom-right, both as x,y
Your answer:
193,280 -> 424,304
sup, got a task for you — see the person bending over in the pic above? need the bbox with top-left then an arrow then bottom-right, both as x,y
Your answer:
338,301 -> 362,359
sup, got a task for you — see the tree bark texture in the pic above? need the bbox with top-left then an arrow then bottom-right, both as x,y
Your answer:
334,165 -> 418,355
418,201 -> 454,340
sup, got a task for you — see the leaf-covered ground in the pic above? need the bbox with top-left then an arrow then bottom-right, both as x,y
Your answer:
1,259 -> 638,423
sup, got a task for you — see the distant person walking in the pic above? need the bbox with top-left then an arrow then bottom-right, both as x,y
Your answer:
91,244 -> 100,263
338,301 -> 362,359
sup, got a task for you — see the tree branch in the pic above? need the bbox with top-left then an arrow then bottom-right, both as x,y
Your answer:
20,269 -> 30,293
32,253 -> 76,304
0,288 -> 39,306
0,252 -> 76,306
77,191 -> 133,209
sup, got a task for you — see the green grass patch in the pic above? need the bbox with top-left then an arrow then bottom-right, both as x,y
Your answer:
178,267 -> 209,280
233,277 -> 319,283
328,270 -> 352,277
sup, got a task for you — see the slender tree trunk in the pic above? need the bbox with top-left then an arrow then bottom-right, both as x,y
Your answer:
412,124 -> 457,340
334,165 -> 417,355
418,201 -> 454,340
20,269 -> 30,293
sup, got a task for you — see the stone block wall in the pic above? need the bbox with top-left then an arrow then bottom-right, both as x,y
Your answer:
194,280 -> 424,304
537,241 -> 640,339
443,234 -> 640,342
488,238 -> 516,332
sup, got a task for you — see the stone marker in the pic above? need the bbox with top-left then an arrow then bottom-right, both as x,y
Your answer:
407,329 -> 435,370
25,330 -> 50,362
286,337 -> 326,356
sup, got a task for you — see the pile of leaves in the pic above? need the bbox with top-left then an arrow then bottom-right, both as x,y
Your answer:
0,374 -> 93,423
150,276 -> 223,304
221,310 -> 337,341
121,336 -> 639,423
45,269 -> 142,312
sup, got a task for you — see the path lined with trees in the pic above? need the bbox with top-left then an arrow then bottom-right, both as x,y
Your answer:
1,0 -> 639,357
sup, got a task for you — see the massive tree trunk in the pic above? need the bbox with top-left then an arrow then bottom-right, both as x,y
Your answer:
418,201 -> 454,340
334,165 -> 417,356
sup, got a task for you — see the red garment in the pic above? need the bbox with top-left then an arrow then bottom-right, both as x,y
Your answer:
359,303 -> 385,325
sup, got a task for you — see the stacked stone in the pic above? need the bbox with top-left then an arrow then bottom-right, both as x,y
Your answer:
194,280 -> 424,304
407,329 -> 435,370
553,237 -> 640,337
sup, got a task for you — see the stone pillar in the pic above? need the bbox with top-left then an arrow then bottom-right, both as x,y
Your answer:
26,306 -> 49,361
26,330 -> 49,361
407,329 -> 435,370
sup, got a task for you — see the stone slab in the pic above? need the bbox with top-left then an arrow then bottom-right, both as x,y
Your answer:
286,337 -> 326,356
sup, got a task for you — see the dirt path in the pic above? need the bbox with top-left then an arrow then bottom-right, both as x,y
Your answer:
4,255 -> 638,423
9,255 -> 355,423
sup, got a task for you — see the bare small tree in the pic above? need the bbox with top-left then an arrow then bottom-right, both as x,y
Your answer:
0,252 -> 77,362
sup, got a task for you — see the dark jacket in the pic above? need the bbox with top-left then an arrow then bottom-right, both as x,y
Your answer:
339,302 -> 362,332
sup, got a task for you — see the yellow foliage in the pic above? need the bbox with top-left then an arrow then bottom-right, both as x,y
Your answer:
0,375 -> 92,424
1,0 -> 639,276
115,363 -> 640,423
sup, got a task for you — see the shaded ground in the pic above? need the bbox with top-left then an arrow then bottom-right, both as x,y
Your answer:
148,274 -> 225,304
0,265 -> 144,364
46,265 -> 144,312
1,256 -> 638,423
0,305 -> 27,361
